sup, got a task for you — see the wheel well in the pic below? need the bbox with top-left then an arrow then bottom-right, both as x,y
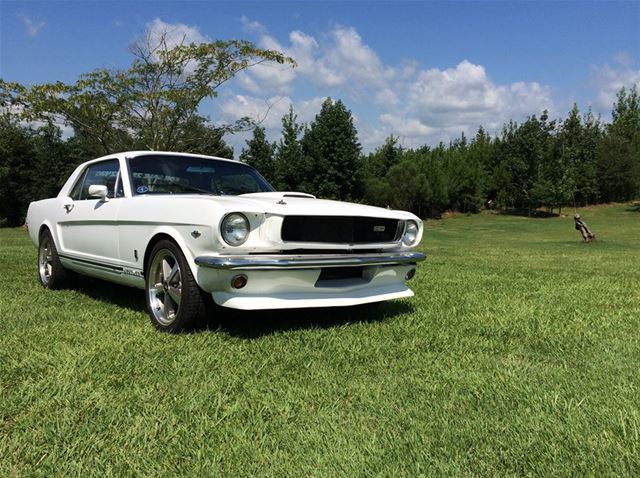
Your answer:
38,224 -> 51,239
143,233 -> 177,273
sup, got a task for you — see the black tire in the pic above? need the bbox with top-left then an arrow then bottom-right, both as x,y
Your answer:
37,229 -> 70,289
145,239 -> 209,333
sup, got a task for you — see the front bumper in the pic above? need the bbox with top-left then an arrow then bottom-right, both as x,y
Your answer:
194,251 -> 426,270
193,251 -> 426,310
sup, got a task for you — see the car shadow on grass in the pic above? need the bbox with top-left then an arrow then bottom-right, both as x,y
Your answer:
71,275 -> 147,313
71,276 -> 413,338
207,300 -> 414,339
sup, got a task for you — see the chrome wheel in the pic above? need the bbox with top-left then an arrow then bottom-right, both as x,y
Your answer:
38,235 -> 54,285
148,249 -> 183,326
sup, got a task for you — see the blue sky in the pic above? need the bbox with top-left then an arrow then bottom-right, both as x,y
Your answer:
2,1 -> 639,155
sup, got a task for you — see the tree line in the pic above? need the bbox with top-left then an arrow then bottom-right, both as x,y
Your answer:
241,86 -> 640,217
1,31 -> 638,226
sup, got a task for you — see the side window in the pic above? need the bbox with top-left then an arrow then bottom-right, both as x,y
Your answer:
77,160 -> 120,200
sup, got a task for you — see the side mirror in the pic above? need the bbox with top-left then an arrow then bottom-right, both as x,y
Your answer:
88,184 -> 109,202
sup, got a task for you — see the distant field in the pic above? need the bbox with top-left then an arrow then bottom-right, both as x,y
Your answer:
1,204 -> 638,476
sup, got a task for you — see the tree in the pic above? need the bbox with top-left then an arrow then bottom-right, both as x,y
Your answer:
533,104 -> 579,213
362,135 -> 403,206
301,98 -> 362,200
610,85 -> 640,142
384,160 -> 427,213
596,134 -> 639,202
576,108 -> 602,205
443,133 -> 486,213
0,113 -> 37,226
239,127 -> 276,183
597,86 -> 640,202
5,30 -> 294,154
274,105 -> 305,191
0,113 -> 70,226
173,115 -> 234,158
363,135 -> 403,178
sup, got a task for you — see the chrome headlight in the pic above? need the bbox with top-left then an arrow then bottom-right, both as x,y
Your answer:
402,220 -> 419,246
221,213 -> 250,246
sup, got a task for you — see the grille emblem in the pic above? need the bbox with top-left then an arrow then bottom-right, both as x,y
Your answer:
373,225 -> 386,232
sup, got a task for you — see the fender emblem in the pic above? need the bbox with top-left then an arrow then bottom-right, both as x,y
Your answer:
191,230 -> 201,238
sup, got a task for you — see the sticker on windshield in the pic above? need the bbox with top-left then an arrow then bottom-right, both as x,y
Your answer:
136,185 -> 149,194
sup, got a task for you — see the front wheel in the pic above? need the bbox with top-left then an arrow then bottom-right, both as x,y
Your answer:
145,240 -> 208,332
38,229 -> 70,289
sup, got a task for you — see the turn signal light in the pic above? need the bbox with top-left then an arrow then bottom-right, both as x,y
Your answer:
405,269 -> 416,281
231,274 -> 248,289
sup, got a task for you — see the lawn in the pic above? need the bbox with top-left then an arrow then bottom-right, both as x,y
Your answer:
1,204 -> 638,477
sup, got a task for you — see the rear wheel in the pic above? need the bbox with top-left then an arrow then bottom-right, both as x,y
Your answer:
38,229 -> 70,289
145,240 -> 208,332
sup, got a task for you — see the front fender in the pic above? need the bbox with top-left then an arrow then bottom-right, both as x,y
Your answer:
142,224 -> 214,281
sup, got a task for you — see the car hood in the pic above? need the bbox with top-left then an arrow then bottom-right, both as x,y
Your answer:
234,192 -> 417,220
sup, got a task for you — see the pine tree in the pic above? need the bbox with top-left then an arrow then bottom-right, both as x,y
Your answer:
274,105 -> 305,191
597,86 -> 640,201
362,135 -> 403,206
611,85 -> 640,142
577,108 -> 602,204
239,127 -> 276,184
301,98 -> 362,200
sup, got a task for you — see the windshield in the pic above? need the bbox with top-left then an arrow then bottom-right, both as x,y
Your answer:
128,154 -> 274,196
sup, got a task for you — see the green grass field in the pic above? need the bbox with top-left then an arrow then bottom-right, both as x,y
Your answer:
1,204 -> 639,477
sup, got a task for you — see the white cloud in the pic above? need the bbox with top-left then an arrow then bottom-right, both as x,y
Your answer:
18,14 -> 45,38
316,26 -> 399,90
237,19 -> 319,93
217,94 -> 326,154
240,15 -> 267,35
406,60 -> 553,133
379,114 -> 434,137
374,88 -> 399,108
235,19 -> 392,92
133,18 -> 211,76
231,20 -> 557,151
142,18 -> 209,52
590,56 -> 640,111
219,94 -> 292,130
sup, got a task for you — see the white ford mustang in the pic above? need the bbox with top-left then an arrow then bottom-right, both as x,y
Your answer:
26,151 -> 425,332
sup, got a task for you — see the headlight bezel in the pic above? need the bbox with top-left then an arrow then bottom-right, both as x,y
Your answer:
402,220 -> 419,246
220,212 -> 250,246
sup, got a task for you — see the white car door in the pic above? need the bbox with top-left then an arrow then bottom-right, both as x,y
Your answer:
57,158 -> 122,267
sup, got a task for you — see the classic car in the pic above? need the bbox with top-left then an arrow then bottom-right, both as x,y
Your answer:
26,151 -> 425,332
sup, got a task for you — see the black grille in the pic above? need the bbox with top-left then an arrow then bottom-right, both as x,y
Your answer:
281,216 -> 401,244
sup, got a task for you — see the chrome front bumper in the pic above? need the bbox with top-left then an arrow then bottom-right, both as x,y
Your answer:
194,252 -> 426,270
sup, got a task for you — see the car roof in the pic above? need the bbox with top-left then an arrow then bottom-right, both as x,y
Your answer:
88,151 -> 237,165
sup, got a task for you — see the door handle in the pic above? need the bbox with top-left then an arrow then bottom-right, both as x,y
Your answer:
64,204 -> 74,213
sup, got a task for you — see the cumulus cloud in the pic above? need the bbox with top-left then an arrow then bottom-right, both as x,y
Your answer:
219,94 -> 293,130
133,18 -> 211,75
379,114 -> 434,137
18,14 -> 45,38
135,17 -> 555,153
406,61 -> 553,132
236,19 -> 394,93
590,55 -> 640,111
316,26 -> 392,89
144,17 -> 209,49
217,94 -> 326,154
230,19 -> 556,151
